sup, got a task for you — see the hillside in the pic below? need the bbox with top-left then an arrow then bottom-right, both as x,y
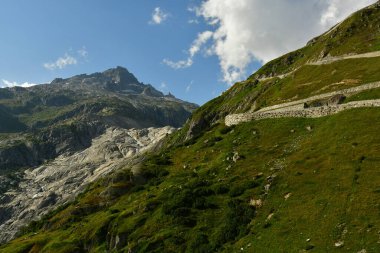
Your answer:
1,2 -> 380,253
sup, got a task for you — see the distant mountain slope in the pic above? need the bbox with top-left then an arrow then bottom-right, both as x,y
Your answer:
0,66 -> 197,131
0,66 -> 197,171
1,2 -> 380,253
0,107 -> 26,133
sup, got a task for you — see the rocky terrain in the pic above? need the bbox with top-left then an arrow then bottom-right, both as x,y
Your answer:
0,126 -> 175,243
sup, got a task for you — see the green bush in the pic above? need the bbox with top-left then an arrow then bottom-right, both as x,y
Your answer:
213,199 -> 255,247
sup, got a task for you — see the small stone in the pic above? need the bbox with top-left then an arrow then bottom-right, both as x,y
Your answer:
357,249 -> 367,253
334,240 -> 344,248
232,152 -> 240,163
290,129 -> 295,133
284,192 -> 292,200
306,238 -> 311,242
266,213 -> 274,221
249,198 -> 263,208
306,126 -> 313,131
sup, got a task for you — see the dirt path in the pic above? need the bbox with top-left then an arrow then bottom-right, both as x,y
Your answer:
258,51 -> 380,81
307,51 -> 380,65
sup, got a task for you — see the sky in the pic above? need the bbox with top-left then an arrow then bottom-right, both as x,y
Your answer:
0,0 -> 376,105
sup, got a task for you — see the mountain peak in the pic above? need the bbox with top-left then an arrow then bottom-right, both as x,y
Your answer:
102,66 -> 139,85
46,66 -> 167,97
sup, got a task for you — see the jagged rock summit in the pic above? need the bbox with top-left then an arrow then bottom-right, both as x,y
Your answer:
48,66 -> 164,97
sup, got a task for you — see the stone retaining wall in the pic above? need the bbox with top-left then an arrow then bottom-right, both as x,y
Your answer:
225,99 -> 380,126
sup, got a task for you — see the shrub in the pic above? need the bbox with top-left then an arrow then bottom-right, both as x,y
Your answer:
212,184 -> 230,194
212,199 -> 255,247
219,125 -> 234,135
187,234 -> 212,253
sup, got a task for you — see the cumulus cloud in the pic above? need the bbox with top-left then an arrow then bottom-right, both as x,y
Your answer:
163,30 -> 213,69
43,53 -> 77,70
169,0 -> 376,84
150,7 -> 169,25
1,79 -> 37,88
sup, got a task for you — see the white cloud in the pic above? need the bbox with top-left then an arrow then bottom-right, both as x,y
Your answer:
163,31 -> 213,69
44,47 -> 89,70
188,19 -> 199,24
77,46 -> 88,58
150,7 -> 169,25
171,0 -> 376,84
159,82 -> 168,92
44,53 -> 77,70
1,79 -> 37,88
163,58 -> 193,69
186,81 -> 193,93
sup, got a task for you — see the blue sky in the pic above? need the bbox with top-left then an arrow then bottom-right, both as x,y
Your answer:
0,0 -> 375,105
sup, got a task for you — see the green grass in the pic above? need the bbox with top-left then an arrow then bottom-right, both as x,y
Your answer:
2,107 -> 380,253
344,87 -> 380,103
17,104 -> 78,127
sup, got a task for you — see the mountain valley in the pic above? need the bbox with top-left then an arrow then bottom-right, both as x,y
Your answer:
0,2 -> 380,253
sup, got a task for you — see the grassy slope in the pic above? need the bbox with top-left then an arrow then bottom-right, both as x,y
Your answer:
1,108 -> 380,253
1,3 -> 380,253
